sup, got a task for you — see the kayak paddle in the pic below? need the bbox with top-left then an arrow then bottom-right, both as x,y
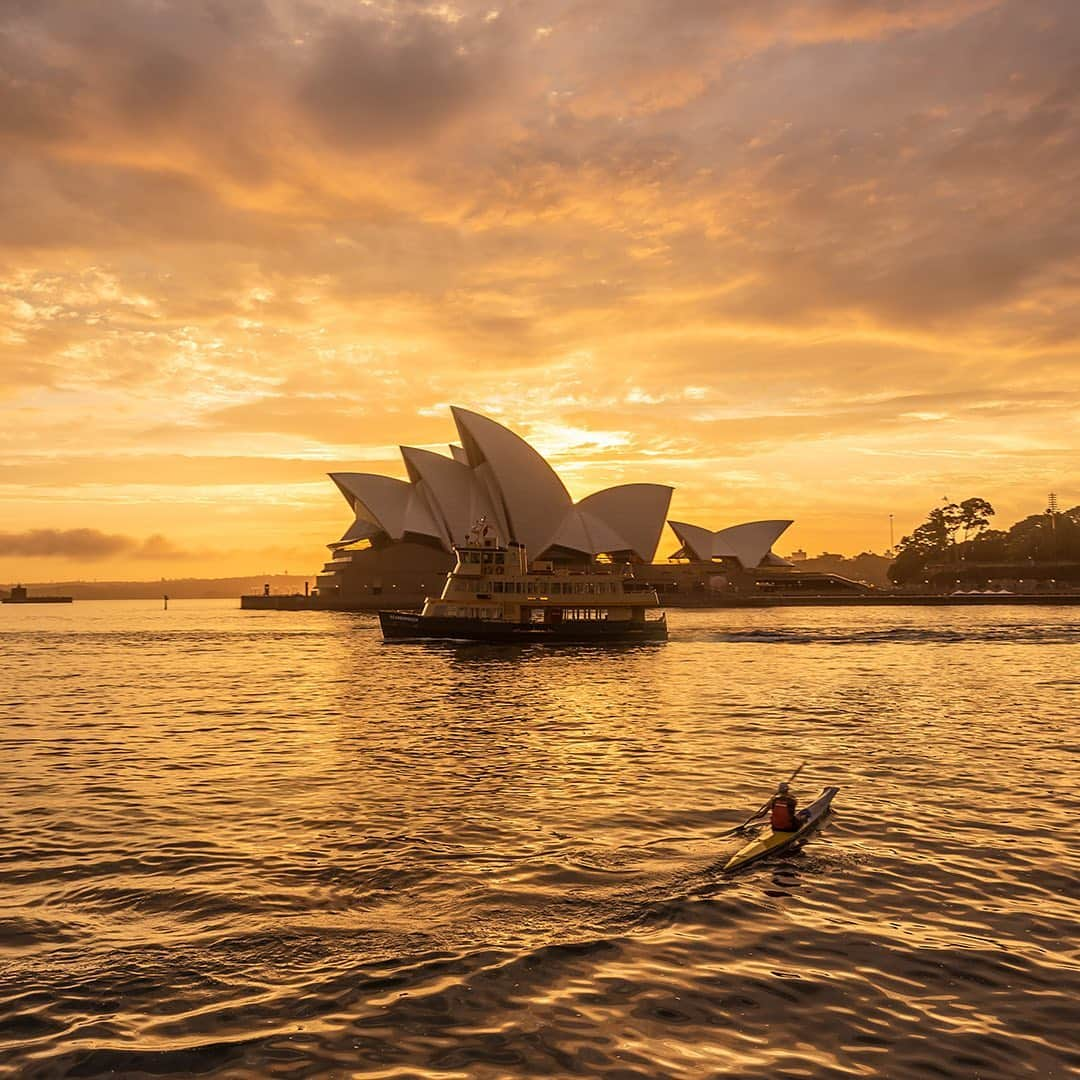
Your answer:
716,761 -> 807,838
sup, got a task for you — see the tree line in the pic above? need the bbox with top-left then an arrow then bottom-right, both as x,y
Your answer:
889,499 -> 1080,585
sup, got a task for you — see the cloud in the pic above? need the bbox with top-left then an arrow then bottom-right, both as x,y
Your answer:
0,455 -> 399,489
0,528 -> 191,559
296,11 -> 499,149
4,0 -> 1077,344
201,396 -> 452,446
1,0 -> 1078,562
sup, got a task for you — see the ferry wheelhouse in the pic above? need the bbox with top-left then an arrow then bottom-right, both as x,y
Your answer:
378,519 -> 667,643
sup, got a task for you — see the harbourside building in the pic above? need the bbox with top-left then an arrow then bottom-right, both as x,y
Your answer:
314,407 -> 674,608
244,406 -> 871,611
633,519 -> 871,600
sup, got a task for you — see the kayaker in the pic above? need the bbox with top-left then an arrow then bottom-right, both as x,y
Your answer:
768,782 -> 802,832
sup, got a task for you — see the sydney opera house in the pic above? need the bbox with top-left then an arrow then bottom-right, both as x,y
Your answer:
292,406 -> 859,610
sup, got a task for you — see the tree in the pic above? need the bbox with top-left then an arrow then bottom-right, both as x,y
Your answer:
888,497 -> 994,584
957,497 -> 994,542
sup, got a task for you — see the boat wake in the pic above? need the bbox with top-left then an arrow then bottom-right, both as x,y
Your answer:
698,624 -> 1080,645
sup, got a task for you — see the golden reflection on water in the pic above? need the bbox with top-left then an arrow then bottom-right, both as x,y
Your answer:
1,601 -> 1078,1078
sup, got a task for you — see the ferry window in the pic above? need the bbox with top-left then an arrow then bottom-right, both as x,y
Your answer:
564,607 -> 607,620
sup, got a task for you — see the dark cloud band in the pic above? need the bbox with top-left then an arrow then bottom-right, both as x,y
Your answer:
0,529 -> 188,559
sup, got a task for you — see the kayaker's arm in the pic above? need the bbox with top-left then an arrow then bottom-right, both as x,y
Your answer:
714,764 -> 806,838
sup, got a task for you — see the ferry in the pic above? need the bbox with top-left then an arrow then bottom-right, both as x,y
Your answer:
2,584 -> 73,604
378,519 -> 668,643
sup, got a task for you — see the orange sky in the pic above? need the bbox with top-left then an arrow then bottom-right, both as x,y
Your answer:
2,0 -> 1078,581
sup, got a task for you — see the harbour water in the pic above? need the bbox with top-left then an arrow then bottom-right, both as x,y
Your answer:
2,602 -> 1078,1078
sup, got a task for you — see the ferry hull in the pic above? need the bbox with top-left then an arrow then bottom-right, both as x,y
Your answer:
2,596 -> 73,604
379,611 -> 667,643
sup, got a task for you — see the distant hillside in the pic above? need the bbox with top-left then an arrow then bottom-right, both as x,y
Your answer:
1,575 -> 314,601
792,553 -> 894,588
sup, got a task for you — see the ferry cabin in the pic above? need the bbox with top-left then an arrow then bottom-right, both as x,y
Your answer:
420,523 -> 662,627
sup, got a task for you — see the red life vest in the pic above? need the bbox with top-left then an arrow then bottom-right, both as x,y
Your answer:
771,795 -> 798,831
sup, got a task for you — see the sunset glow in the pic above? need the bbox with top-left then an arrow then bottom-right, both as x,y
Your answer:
2,0 -> 1078,581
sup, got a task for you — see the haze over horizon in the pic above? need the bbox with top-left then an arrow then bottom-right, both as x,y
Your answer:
2,0 -> 1078,582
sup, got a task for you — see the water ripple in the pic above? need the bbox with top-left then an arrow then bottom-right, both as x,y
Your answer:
1,602 -> 1077,1078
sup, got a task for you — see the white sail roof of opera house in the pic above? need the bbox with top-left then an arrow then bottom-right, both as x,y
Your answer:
668,519 -> 794,568
328,407 -> 673,562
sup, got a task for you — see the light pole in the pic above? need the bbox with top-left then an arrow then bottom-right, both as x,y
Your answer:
889,513 -> 895,553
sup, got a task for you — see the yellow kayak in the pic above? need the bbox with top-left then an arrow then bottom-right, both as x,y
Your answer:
723,785 -> 839,873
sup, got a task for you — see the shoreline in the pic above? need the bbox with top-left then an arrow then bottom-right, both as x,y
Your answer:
239,592 -> 1080,612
